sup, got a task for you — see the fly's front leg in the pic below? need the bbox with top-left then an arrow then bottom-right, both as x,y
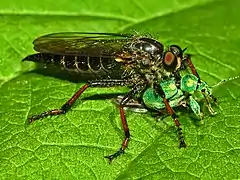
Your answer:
28,79 -> 133,123
154,83 -> 187,148
104,83 -> 146,163
184,54 -> 200,80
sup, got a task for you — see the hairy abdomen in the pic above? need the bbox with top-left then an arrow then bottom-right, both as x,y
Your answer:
23,53 -> 124,79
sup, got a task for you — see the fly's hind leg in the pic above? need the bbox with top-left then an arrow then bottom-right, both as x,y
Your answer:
28,79 -> 133,123
104,83 -> 146,163
28,84 -> 89,123
114,95 -> 148,113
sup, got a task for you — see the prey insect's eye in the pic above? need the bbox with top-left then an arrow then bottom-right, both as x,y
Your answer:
162,51 -> 178,72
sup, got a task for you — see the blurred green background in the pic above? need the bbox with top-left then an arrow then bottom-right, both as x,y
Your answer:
0,0 -> 240,179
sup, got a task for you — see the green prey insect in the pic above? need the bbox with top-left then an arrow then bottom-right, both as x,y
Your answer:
142,73 -> 216,122
115,73 -> 240,159
119,73 -> 240,129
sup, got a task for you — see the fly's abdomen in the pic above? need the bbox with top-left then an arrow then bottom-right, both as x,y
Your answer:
23,53 -> 123,78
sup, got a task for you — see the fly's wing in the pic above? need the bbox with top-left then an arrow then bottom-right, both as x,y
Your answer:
26,32 -> 136,80
33,32 -> 134,56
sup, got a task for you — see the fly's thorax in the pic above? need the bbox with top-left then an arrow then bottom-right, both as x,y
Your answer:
121,37 -> 163,67
130,37 -> 164,57
143,64 -> 171,85
116,36 -> 166,82
119,51 -> 163,84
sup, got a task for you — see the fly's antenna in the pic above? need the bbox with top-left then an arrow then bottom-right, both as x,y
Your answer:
182,47 -> 188,53
212,75 -> 240,88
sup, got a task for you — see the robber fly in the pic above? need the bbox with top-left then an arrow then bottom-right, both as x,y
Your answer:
23,32 -> 209,163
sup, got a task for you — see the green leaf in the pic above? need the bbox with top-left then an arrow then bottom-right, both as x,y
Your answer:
0,0 -> 240,179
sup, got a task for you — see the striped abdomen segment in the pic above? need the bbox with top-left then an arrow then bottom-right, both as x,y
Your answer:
23,53 -> 122,75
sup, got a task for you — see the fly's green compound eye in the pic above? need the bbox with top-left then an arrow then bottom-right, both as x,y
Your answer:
162,51 -> 178,72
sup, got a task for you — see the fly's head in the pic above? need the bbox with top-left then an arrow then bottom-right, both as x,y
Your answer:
134,42 -> 187,84
162,45 -> 187,73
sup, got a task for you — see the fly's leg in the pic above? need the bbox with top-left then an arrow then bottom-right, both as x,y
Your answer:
28,79 -> 133,123
114,95 -> 148,113
28,84 -> 89,123
154,83 -> 187,148
104,83 -> 146,163
184,55 -> 216,115
184,54 -> 200,80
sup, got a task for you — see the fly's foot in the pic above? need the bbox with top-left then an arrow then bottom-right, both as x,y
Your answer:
28,114 -> 43,123
179,139 -> 187,148
104,148 -> 124,164
28,109 -> 65,123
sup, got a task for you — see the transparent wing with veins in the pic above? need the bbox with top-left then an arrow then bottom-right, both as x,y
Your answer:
33,32 -> 135,57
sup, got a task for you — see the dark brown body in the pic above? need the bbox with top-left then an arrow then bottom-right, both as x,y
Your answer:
24,53 -> 124,79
